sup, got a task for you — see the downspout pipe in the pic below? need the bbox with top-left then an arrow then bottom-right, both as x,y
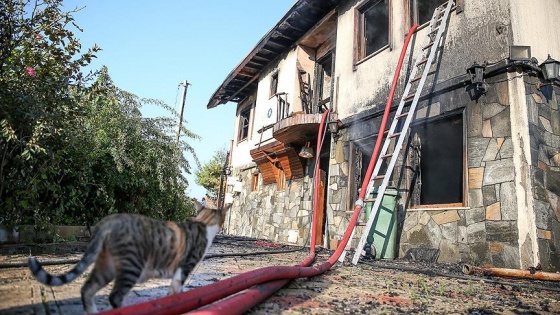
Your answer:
99,25 -> 419,315
463,264 -> 560,282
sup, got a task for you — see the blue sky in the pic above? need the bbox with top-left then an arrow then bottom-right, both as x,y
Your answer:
64,1 -> 295,198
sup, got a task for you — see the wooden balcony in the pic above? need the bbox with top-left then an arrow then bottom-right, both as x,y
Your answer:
272,112 -> 323,146
250,141 -> 304,185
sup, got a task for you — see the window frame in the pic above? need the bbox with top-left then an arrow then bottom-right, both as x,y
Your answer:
406,0 -> 463,30
251,173 -> 259,192
276,167 -> 286,191
237,105 -> 252,142
269,70 -> 279,98
354,0 -> 392,64
407,112 -> 467,208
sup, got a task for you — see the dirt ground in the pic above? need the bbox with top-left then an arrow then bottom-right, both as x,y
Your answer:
0,235 -> 559,314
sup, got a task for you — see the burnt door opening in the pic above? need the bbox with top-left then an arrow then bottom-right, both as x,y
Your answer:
409,114 -> 464,206
314,53 -> 334,113
314,133 -> 331,246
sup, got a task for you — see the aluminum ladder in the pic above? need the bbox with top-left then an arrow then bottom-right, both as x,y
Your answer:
343,0 -> 455,265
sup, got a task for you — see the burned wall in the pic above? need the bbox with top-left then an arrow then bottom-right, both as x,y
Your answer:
327,70 -> 550,268
526,80 -> 560,271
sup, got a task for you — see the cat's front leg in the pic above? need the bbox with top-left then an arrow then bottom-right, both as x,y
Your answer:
168,268 -> 184,295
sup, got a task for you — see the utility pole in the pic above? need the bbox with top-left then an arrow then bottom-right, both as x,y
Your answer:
176,80 -> 191,142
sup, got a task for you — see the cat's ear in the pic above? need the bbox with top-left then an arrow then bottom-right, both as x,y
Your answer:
193,199 -> 204,212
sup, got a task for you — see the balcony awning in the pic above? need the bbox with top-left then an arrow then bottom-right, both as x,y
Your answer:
250,140 -> 305,185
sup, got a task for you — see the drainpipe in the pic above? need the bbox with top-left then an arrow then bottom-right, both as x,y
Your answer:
98,25 -> 419,315
463,264 -> 560,282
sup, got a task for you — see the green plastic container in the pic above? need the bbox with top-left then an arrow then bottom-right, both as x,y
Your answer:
364,187 -> 400,259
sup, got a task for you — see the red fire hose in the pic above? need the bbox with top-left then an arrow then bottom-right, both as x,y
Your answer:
100,24 -> 419,315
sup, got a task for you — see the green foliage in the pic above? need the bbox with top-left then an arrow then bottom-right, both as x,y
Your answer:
195,148 -> 228,198
0,0 -> 198,233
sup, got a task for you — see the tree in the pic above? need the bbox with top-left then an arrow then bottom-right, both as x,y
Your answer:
0,0 -> 100,227
195,148 -> 229,198
0,0 -> 199,233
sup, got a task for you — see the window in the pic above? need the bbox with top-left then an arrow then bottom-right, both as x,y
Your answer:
409,114 -> 464,207
409,0 -> 447,26
237,106 -> 251,142
276,167 -> 286,191
316,53 -> 334,112
251,173 -> 259,192
270,71 -> 278,98
356,0 -> 390,61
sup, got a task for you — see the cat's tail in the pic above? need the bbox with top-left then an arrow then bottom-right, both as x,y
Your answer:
28,229 -> 106,286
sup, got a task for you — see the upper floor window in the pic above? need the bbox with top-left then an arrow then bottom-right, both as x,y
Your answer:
409,0 -> 448,26
356,0 -> 390,61
238,106 -> 251,142
270,71 -> 279,98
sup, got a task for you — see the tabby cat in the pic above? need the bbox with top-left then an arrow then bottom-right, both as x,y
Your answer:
28,199 -> 230,314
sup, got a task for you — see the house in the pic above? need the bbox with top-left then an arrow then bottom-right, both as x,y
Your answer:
206,0 -> 560,271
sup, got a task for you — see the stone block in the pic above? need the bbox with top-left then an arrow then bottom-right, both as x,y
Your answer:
548,190 -> 560,221
537,229 -> 552,240
534,199 -> 552,230
469,242 -> 491,265
483,159 -> 515,185
407,225 -> 430,246
458,226 -> 468,244
467,221 -> 486,243
468,168 -> 484,189
329,238 -> 340,250
489,242 -> 504,253
499,181 -> 518,220
419,211 -> 431,225
540,116 -> 553,133
490,106 -> 511,137
467,102 -> 483,137
427,218 -> 443,248
432,210 -> 460,225
440,221 -> 458,241
335,139 -> 345,163
492,243 -> 521,268
495,80 -> 510,105
437,239 -> 460,263
483,138 -> 499,161
483,103 -> 507,119
482,185 -> 498,206
340,161 -> 349,176
551,108 -> 560,134
526,95 -> 539,124
486,221 -> 518,243
468,138 -> 491,167
403,211 -> 419,232
466,207 -> 485,225
469,188 -> 484,208
532,93 -> 543,104
498,137 -> 514,159
485,202 -> 501,220
482,119 -> 492,137
545,167 -> 560,196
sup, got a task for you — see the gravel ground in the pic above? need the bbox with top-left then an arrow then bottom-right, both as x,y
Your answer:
0,235 -> 559,314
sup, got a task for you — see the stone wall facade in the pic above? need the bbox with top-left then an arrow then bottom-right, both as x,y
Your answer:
325,71 -> 559,271
225,163 -> 316,246
526,79 -> 560,271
